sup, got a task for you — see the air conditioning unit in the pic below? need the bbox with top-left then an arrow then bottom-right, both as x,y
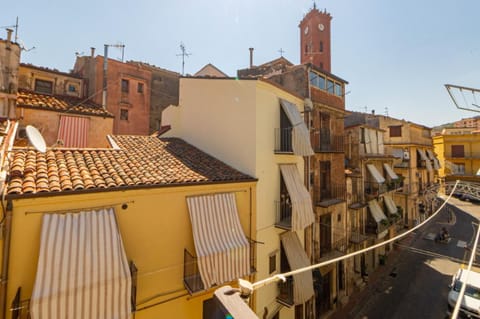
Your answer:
403,150 -> 410,160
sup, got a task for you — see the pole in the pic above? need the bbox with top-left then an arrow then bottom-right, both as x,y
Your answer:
102,45 -> 108,110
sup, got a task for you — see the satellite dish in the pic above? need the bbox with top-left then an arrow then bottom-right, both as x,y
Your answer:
25,125 -> 47,153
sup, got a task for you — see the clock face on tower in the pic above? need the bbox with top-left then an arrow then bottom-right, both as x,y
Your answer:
304,26 -> 309,34
318,23 -> 325,31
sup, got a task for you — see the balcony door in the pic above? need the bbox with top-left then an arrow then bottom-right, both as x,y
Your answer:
320,113 -> 331,151
320,214 -> 332,257
320,161 -> 331,199
280,107 -> 292,152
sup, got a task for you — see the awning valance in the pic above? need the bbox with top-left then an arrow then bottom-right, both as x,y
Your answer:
417,149 -> 433,171
384,195 -> 398,215
187,193 -> 250,289
280,99 -> 314,156
427,149 -> 441,170
383,163 -> 399,180
366,164 -> 386,184
57,115 -> 89,147
368,199 -> 388,223
30,208 -> 132,319
280,231 -> 315,305
280,164 -> 315,231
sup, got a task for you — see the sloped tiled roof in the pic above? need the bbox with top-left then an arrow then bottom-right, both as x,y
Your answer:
6,136 -> 254,197
16,89 -> 114,118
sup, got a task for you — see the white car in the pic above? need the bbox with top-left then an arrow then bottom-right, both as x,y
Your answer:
448,268 -> 480,318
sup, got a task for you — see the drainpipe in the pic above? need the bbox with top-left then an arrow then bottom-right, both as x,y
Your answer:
102,45 -> 108,110
0,200 -> 13,318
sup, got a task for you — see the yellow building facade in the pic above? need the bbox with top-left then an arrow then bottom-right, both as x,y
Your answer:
0,135 -> 257,319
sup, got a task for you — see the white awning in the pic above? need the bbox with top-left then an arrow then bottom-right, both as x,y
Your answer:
368,199 -> 388,223
280,99 -> 314,156
378,131 -> 384,154
383,163 -> 399,180
187,193 -> 250,289
427,149 -> 441,170
280,231 -> 315,305
367,129 -> 378,154
384,195 -> 398,215
366,164 -> 386,184
280,164 -> 315,231
417,149 -> 433,171
30,208 -> 132,319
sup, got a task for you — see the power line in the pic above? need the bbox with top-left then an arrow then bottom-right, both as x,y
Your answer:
243,180 -> 460,293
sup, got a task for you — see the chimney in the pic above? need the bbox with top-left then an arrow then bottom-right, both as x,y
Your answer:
6,29 -> 13,43
249,48 -> 254,68
90,47 -> 95,57
371,110 -> 375,115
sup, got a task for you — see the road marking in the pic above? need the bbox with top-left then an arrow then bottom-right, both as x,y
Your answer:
457,240 -> 467,248
424,233 -> 436,240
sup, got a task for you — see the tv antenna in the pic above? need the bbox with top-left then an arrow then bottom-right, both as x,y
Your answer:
177,42 -> 191,75
1,16 -> 19,42
278,48 -> 285,57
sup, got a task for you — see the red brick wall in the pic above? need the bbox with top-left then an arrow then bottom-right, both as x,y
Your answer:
299,8 -> 332,72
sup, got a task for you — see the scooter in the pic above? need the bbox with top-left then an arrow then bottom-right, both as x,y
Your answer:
434,232 -> 451,244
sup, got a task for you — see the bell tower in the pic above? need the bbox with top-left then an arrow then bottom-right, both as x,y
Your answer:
299,3 -> 332,72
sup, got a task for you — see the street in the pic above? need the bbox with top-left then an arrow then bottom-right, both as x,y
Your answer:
343,197 -> 480,319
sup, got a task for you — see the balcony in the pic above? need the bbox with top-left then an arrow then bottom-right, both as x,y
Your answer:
315,183 -> 346,207
395,182 -> 419,195
349,191 -> 366,209
275,200 -> 292,230
277,276 -> 294,307
365,220 -> 390,236
364,181 -> 387,198
274,127 -> 293,153
183,249 -> 205,294
318,236 -> 348,261
312,129 -> 344,153
349,228 -> 369,244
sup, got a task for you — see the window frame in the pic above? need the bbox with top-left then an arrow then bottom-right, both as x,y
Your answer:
120,109 -> 129,121
137,82 -> 144,94
34,79 -> 54,94
121,79 -> 130,93
389,125 -> 402,137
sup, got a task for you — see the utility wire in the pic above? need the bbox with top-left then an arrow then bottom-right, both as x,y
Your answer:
248,180 -> 460,291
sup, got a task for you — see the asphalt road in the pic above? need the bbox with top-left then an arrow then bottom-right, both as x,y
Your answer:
347,197 -> 480,319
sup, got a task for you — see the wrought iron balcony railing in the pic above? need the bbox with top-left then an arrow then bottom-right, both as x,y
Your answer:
274,127 -> 293,153
315,183 -> 346,206
312,129 -> 344,153
275,200 -> 293,230
277,276 -> 294,307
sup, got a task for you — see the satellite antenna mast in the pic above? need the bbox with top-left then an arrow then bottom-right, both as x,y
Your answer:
177,42 -> 191,76
1,17 -> 19,42
278,48 -> 285,57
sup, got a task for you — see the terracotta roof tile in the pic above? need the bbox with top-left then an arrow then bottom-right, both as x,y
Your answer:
6,136 -> 254,196
16,89 -> 114,118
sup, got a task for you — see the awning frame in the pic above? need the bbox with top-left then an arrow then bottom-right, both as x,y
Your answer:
280,99 -> 314,156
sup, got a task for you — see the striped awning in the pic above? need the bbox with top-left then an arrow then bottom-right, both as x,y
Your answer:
30,208 -> 131,319
280,231 -> 315,305
417,149 -> 433,172
57,115 -> 89,147
383,163 -> 399,180
279,164 -> 315,231
368,199 -> 388,223
384,195 -> 398,215
280,99 -> 314,156
187,193 -> 250,289
366,164 -> 385,184
427,149 -> 441,169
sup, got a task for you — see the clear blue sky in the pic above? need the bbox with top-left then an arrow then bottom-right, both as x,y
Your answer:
1,0 -> 479,128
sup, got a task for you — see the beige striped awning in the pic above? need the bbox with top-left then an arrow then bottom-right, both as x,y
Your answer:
187,193 -> 250,289
427,149 -> 441,170
30,208 -> 131,319
384,195 -> 398,215
417,149 -> 433,172
280,231 -> 315,305
279,164 -> 315,231
383,163 -> 399,180
280,99 -> 314,156
57,115 -> 90,148
368,199 -> 388,223
366,164 -> 386,184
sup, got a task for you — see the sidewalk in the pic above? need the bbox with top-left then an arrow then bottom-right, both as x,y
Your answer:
329,232 -> 417,319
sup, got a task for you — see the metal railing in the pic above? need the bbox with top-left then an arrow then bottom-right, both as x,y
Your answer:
364,181 -> 387,197
274,127 -> 293,153
275,200 -> 293,229
395,182 -> 419,194
320,236 -> 348,258
315,183 -> 346,205
183,249 -> 205,294
349,191 -> 365,206
365,220 -> 390,235
312,130 -> 345,152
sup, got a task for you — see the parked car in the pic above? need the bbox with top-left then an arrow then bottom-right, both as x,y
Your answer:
447,268 -> 480,318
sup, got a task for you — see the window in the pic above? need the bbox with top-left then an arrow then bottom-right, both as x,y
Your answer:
453,163 -> 465,175
137,82 -> 144,93
68,84 -> 77,92
334,83 -> 342,96
121,79 -> 129,93
269,252 -> 277,274
120,109 -> 129,120
360,128 -> 366,143
319,41 -> 323,52
34,79 -> 53,94
451,145 -> 465,157
327,79 -> 334,94
389,125 -> 402,137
